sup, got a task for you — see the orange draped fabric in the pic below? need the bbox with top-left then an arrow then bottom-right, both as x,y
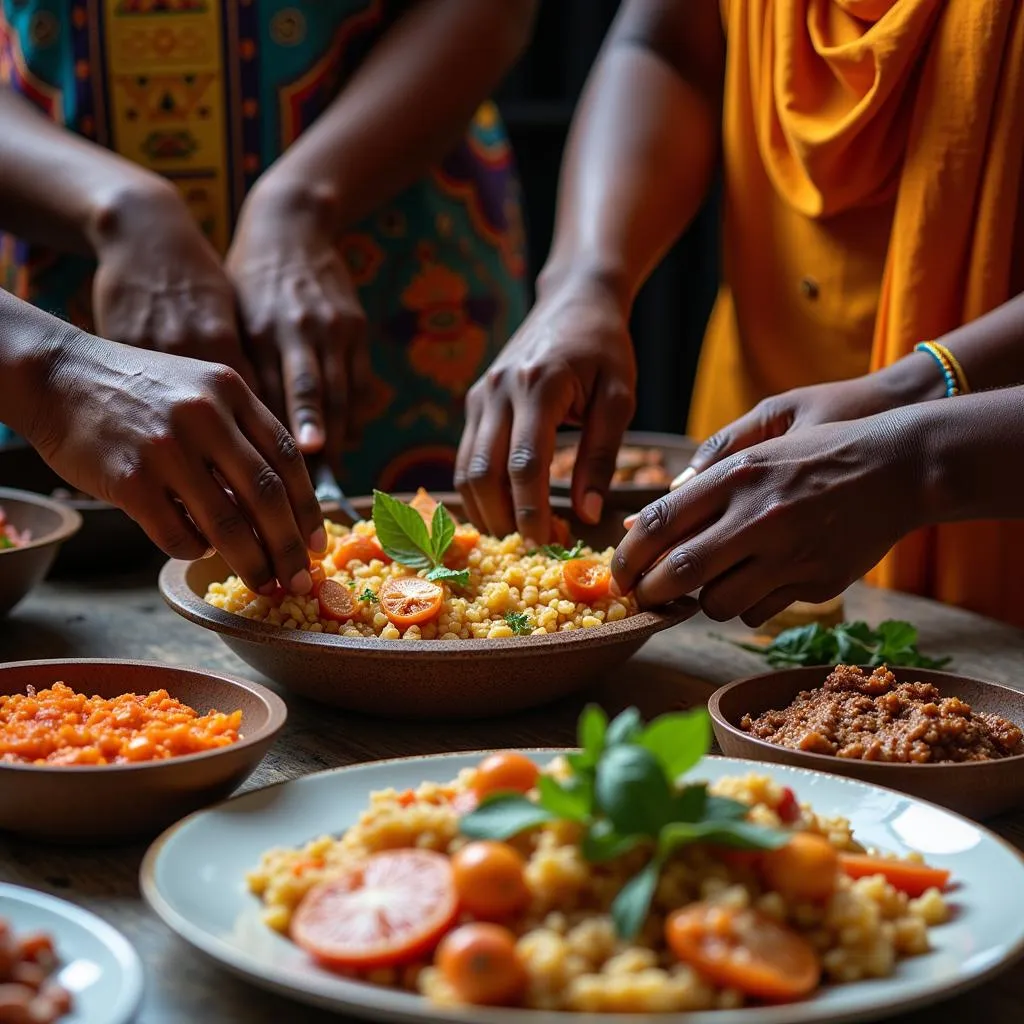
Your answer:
688,0 -> 1024,626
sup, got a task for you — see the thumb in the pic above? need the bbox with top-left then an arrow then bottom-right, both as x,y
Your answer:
682,398 -> 795,484
571,377 -> 635,525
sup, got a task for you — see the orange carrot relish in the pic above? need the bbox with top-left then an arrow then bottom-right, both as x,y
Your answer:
0,682 -> 242,765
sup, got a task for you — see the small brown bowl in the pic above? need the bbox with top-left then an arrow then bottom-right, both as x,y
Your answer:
550,430 -> 698,511
159,493 -> 692,719
709,666 -> 1024,820
0,488 -> 82,616
0,443 -> 157,575
0,659 -> 287,843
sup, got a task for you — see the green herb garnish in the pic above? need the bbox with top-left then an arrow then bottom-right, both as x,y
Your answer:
460,705 -> 788,939
723,620 -> 950,670
542,540 -> 585,561
358,588 -> 378,604
0,536 -> 12,550
371,491 -> 470,587
503,611 -> 532,636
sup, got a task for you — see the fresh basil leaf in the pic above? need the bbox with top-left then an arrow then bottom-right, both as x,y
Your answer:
670,784 -> 707,823
372,490 -> 433,569
459,795 -> 555,840
426,565 -> 470,586
536,774 -> 593,822
835,628 -> 875,666
542,540 -> 585,561
582,819 -> 643,862
566,752 -> 592,773
658,819 -> 789,857
703,795 -> 751,821
875,619 -> 918,650
578,704 -> 608,766
605,707 -> 643,747
595,744 -> 672,835
430,503 -> 456,563
639,709 -> 711,780
611,857 -> 661,940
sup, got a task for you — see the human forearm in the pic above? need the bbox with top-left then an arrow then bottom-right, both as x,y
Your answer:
907,386 -> 1024,525
539,0 -> 724,310
252,0 -> 536,232
0,87 -> 175,255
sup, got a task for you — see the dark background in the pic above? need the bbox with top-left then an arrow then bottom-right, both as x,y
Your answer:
495,0 -> 721,434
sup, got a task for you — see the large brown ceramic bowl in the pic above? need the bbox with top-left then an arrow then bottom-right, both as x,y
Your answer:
0,488 -> 82,616
709,666 -> 1024,819
159,494 -> 692,718
0,659 -> 287,843
550,430 -> 698,511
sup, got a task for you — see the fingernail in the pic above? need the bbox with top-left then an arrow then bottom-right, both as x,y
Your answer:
623,515 -> 637,530
309,527 -> 328,554
671,467 -> 697,490
289,569 -> 313,595
258,582 -> 277,596
609,576 -> 623,598
202,547 -> 216,559
297,423 -> 320,449
582,490 -> 603,524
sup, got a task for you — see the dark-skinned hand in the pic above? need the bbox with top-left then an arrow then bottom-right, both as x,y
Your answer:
91,181 -> 256,386
613,413 -> 924,626
28,333 -> 326,595
456,277 -> 636,543
226,183 -> 373,471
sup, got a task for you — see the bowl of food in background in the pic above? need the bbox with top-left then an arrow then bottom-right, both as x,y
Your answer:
709,663 -> 1024,818
0,441 -> 157,576
159,491 -> 693,718
0,659 -> 286,842
0,488 -> 82,617
549,430 -> 698,512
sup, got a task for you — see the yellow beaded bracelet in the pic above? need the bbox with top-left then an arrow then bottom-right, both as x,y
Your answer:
915,341 -> 971,397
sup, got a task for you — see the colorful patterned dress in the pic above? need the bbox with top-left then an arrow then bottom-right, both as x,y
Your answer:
0,0 -> 528,490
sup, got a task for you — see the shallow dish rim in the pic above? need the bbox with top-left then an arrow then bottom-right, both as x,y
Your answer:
550,429 -> 696,494
709,664 -> 1024,771
0,657 -> 287,774
159,558 -> 691,656
0,486 -> 83,554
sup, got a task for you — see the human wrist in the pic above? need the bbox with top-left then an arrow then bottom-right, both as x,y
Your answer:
535,257 -> 633,320
242,169 -> 342,238
871,352 -> 950,410
84,176 -> 191,258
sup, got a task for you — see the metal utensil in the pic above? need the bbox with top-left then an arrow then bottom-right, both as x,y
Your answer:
312,461 -> 362,525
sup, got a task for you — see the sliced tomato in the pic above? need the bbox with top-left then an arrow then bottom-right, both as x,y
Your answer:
316,579 -> 357,622
775,786 -> 801,824
291,849 -> 458,970
838,854 -> 950,896
562,558 -> 612,602
380,575 -> 444,628
334,533 -> 390,568
444,525 -> 480,568
666,903 -> 820,1002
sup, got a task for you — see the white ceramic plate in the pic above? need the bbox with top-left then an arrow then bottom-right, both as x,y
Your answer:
0,884 -> 144,1024
141,753 -> 1024,1024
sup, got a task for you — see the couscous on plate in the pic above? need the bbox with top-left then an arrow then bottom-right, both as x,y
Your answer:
205,490 -> 636,641
247,707 -> 951,1013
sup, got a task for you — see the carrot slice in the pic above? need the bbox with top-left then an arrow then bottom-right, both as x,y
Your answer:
445,525 -> 480,568
316,579 -> 357,622
334,533 -> 390,568
562,558 -> 611,602
838,854 -> 950,896
409,488 -> 459,530
666,903 -> 820,1002
380,576 -> 444,628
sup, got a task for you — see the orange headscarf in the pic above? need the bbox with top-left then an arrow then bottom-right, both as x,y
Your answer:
690,0 -> 1024,624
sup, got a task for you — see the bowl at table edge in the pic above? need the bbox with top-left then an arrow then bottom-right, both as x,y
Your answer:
550,430 -> 698,511
709,666 -> 1024,820
0,487 -> 82,617
0,659 -> 287,843
158,493 -> 693,719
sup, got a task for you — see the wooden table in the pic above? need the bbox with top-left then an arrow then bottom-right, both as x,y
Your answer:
2,568 -> 1023,1024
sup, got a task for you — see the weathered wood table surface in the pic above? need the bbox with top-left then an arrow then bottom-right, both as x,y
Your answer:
2,566 -> 1023,1023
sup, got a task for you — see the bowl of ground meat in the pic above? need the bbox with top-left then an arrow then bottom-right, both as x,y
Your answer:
709,664 -> 1024,819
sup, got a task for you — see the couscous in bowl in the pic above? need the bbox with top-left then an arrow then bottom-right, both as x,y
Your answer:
159,494 -> 692,718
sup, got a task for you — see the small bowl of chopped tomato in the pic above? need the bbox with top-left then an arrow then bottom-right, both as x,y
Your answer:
0,659 -> 287,843
0,488 -> 82,617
